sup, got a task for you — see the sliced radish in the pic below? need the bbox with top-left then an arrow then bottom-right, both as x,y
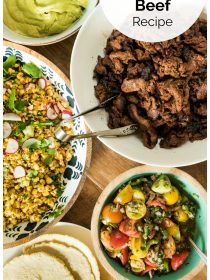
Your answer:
22,138 -> 39,150
48,136 -> 55,149
3,122 -> 12,138
38,78 -> 47,89
57,102 -> 65,112
53,104 -> 60,115
28,104 -> 34,111
3,113 -> 21,121
5,138 -> 19,154
47,106 -> 58,120
62,109 -> 72,120
13,166 -> 25,178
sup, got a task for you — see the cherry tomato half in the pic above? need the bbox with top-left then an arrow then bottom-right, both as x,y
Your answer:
119,247 -> 129,265
171,251 -> 189,271
144,258 -> 158,268
102,204 -> 123,224
164,235 -> 176,258
110,229 -> 129,250
119,218 -> 141,238
126,201 -> 147,220
113,184 -> 133,205
147,199 -> 166,210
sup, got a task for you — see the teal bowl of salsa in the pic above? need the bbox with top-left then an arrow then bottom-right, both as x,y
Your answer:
91,166 -> 206,280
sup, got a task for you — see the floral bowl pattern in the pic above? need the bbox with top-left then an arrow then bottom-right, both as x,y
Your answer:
3,42 -> 91,248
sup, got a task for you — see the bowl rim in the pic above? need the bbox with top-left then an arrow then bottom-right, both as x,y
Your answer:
91,165 -> 206,280
3,0 -> 98,46
3,41 -> 92,249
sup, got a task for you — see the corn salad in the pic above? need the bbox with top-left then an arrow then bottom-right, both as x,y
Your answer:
3,57 -> 73,229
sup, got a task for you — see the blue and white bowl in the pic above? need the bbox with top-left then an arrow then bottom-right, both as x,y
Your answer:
3,42 -> 92,248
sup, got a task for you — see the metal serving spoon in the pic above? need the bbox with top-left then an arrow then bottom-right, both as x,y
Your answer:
189,237 -> 207,265
55,124 -> 139,142
69,94 -> 119,120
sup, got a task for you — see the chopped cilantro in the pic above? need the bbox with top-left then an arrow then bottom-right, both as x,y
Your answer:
27,170 -> 38,178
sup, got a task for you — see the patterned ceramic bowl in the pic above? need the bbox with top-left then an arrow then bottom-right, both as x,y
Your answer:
3,42 -> 91,248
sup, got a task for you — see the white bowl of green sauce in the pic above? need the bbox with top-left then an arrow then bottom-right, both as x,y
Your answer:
3,0 -> 98,46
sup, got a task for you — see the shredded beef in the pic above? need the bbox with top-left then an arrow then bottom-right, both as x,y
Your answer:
94,18 -> 207,149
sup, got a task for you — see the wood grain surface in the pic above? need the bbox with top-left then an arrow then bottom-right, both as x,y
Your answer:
30,34 -> 207,280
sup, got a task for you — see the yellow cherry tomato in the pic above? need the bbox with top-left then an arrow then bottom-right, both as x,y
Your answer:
102,204 -> 123,224
126,201 -> 147,220
163,187 -> 180,205
130,255 -> 145,273
133,189 -> 145,202
130,237 -> 148,258
167,224 -> 181,241
174,208 -> 189,223
113,184 -> 133,205
162,218 -> 181,241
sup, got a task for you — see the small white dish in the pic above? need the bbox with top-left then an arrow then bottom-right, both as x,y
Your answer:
3,0 -> 98,46
71,4 -> 207,167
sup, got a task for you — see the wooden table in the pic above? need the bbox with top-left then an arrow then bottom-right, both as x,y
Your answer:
30,34 -> 207,280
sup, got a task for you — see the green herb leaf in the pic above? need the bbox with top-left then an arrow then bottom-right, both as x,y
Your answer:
44,156 -> 53,165
47,149 -> 56,155
23,155 -> 27,161
21,194 -> 29,200
3,72 -> 18,82
8,88 -> 16,110
48,206 -> 64,218
27,170 -> 38,178
15,100 -> 27,112
36,121 -> 54,127
40,139 -> 52,149
11,122 -> 27,137
29,139 -> 52,150
22,62 -> 42,78
3,55 -> 16,71
57,187 -> 64,197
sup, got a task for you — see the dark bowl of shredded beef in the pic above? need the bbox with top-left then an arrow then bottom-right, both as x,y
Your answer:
94,19 -> 207,149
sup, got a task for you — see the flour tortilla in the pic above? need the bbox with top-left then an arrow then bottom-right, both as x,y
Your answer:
23,234 -> 100,280
3,251 -> 74,280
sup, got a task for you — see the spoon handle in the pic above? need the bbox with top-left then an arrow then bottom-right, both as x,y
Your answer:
70,95 -> 118,120
55,124 -> 138,142
189,237 -> 207,265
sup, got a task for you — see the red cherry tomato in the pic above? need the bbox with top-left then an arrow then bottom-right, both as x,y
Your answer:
119,247 -> 129,265
144,258 -> 158,268
171,250 -> 189,271
140,264 -> 154,275
119,218 -> 141,238
147,199 -> 166,210
110,229 -> 129,250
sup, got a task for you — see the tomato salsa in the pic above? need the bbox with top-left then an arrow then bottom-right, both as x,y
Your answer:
100,174 -> 197,278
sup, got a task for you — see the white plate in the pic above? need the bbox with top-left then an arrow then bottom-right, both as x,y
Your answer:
71,4 -> 207,167
4,222 -> 111,280
3,0 -> 98,46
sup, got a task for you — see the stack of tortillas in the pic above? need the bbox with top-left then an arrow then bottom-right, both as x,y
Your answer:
4,234 -> 100,280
